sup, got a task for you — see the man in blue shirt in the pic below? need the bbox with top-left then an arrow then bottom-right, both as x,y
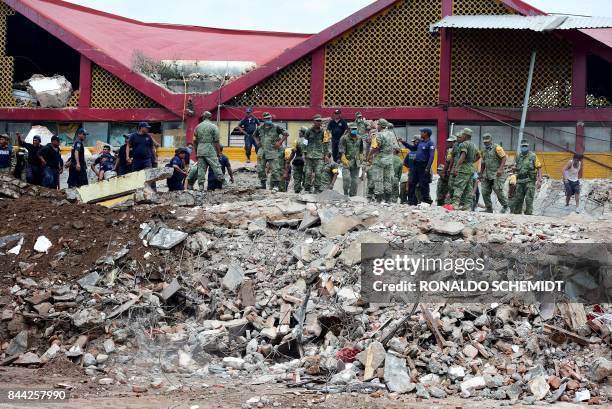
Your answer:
67,128 -> 89,188
207,145 -> 234,191
238,108 -> 260,163
327,109 -> 348,162
401,128 -> 435,205
126,122 -> 157,171
166,148 -> 189,191
0,134 -> 14,175
91,145 -> 116,181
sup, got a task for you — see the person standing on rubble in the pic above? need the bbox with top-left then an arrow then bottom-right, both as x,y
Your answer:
188,112 -> 225,190
451,128 -> 480,210
238,108 -> 260,163
511,139 -> 542,215
436,134 -> 456,206
391,147 -> 403,203
563,153 -> 583,213
368,119 -> 394,202
252,112 -> 289,190
116,134 -> 131,176
67,128 -> 89,188
166,148 -> 189,191
126,122 -> 157,172
38,136 -> 63,190
480,133 -> 509,213
285,127 -> 307,193
0,134 -> 14,175
402,128 -> 435,205
303,114 -> 329,193
339,123 -> 363,197
16,133 -> 43,185
327,109 -> 347,163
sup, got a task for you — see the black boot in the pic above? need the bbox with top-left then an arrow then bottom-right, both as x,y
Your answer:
258,180 -> 266,189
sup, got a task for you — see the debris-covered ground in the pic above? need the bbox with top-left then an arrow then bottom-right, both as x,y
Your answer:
0,169 -> 610,409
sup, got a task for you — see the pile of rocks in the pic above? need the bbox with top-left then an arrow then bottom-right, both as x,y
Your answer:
1,188 -> 610,404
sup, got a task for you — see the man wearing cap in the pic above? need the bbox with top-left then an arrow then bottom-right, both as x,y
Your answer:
451,128 -> 480,210
480,133 -> 509,213
401,128 -> 435,205
286,127 -> 308,193
239,108 -> 260,163
67,128 -> 89,187
38,136 -> 63,190
0,134 -> 14,175
252,112 -> 289,190
367,119 -> 395,202
126,122 -> 157,173
165,148 -> 189,191
436,134 -> 456,206
303,115 -> 329,193
444,132 -> 463,205
355,112 -> 369,140
327,109 -> 348,163
190,111 -> 225,190
512,140 -> 542,215
339,123 -> 363,197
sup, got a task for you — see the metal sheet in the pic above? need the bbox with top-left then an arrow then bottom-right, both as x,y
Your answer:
430,15 -> 612,32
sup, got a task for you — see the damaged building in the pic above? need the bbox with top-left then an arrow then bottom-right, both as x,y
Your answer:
0,0 -> 609,177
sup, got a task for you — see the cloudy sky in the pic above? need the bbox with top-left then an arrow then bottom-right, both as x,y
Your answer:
66,0 -> 612,33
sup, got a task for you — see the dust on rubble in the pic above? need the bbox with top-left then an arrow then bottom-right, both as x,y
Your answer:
0,168 -> 611,408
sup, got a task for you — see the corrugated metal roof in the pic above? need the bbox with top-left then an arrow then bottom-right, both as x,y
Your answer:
430,15 -> 612,33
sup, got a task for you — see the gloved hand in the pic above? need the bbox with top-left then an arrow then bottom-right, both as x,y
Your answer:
341,154 -> 349,167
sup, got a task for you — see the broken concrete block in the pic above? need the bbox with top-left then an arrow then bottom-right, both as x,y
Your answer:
14,352 -> 41,366
149,228 -> 188,250
460,376 -> 486,393
222,356 -> 245,370
161,278 -> 181,301
77,271 -> 100,288
431,220 -> 465,236
339,232 -> 387,266
77,167 -> 173,204
6,330 -> 28,356
298,210 -> 319,231
358,341 -> 386,381
33,236 -> 52,253
103,339 -> 116,353
318,208 -> 361,237
529,375 -> 550,400
27,75 -> 73,108
222,263 -> 245,291
384,352 -> 412,393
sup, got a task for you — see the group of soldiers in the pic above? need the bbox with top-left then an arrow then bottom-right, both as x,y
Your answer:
437,128 -> 543,215
189,110 -> 544,215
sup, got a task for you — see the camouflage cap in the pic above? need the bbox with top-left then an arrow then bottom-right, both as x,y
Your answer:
446,134 -> 457,142
355,112 -> 363,118
377,118 -> 388,127
313,114 -> 323,121
202,111 -> 212,119
387,123 -> 394,130
482,133 -> 492,142
462,128 -> 473,136
262,112 -> 272,119
520,139 -> 529,146
348,122 -> 358,129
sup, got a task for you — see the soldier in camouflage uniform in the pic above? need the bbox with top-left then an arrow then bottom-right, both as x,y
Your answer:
444,133 -> 463,204
303,114 -> 329,193
253,112 -> 289,190
285,127 -> 307,193
451,128 -> 480,210
512,140 -> 542,215
190,111 -> 225,190
339,123 -> 363,197
320,152 -> 340,190
436,134 -> 456,206
480,133 -> 509,213
368,119 -> 395,202
391,147 -> 403,203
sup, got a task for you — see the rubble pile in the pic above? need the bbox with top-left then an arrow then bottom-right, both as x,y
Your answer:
0,176 -> 611,405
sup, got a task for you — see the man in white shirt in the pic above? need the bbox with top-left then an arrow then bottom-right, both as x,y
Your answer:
562,153 -> 583,212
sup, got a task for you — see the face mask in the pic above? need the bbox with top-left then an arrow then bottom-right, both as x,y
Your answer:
520,146 -> 529,154
351,130 -> 358,136
265,120 -> 272,125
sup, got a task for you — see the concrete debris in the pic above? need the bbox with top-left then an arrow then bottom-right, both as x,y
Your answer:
26,75 -> 73,108
0,173 -> 610,406
33,235 -> 52,253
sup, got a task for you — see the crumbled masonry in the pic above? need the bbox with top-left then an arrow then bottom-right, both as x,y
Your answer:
0,171 -> 610,407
